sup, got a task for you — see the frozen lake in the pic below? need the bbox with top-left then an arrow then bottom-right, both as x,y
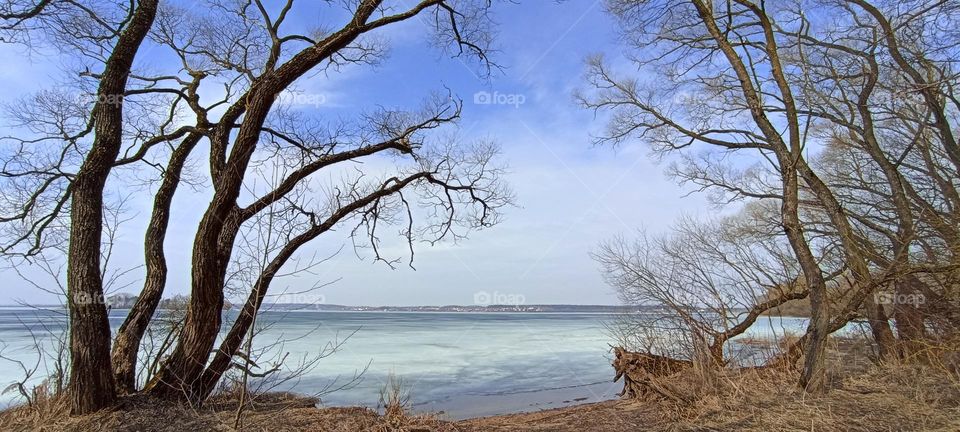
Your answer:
0,308 -> 820,418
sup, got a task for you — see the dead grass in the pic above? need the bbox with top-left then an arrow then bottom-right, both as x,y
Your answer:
460,365 -> 958,432
671,364 -> 959,431
461,337 -> 960,432
2,337 -> 957,431
0,391 -> 456,432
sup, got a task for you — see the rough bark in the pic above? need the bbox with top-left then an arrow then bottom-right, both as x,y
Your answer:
893,276 -> 928,358
111,133 -> 201,393
66,0 -> 159,414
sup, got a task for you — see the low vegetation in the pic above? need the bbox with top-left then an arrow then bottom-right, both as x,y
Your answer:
3,337 -> 957,431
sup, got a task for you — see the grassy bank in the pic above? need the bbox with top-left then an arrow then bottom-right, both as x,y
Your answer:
2,337 -> 957,431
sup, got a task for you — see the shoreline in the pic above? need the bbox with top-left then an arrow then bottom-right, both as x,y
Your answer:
409,380 -> 620,420
3,358 -> 957,432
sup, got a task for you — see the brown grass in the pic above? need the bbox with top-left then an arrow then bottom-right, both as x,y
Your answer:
2,337 -> 957,431
0,391 -> 456,432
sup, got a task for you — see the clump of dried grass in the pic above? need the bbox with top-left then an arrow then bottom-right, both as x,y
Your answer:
371,373 -> 453,432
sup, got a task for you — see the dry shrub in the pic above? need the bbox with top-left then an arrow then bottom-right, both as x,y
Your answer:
369,373 -> 455,432
378,374 -> 411,421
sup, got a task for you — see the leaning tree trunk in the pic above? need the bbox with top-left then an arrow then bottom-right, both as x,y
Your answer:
145,205 -> 241,401
66,0 -> 159,415
147,4 -> 385,399
146,84 -> 276,401
111,134 -> 200,393
196,272 -> 270,400
688,0 -> 836,393
796,159 -> 899,361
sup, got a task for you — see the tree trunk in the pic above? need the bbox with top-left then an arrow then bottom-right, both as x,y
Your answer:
196,275 -> 269,400
893,276 -> 927,358
66,0 -> 158,414
796,159 -> 899,361
67,177 -> 119,414
862,293 -> 899,360
689,0 -> 833,392
111,134 -> 200,393
146,0 -> 458,401
146,207 -> 240,401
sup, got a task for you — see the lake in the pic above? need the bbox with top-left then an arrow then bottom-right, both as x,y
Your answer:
0,308 -> 817,419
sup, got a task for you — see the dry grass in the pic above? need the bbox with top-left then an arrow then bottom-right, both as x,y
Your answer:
462,337 -> 960,432
460,365 -> 958,432
2,337 -> 957,431
669,364 -> 958,431
0,391 -> 456,432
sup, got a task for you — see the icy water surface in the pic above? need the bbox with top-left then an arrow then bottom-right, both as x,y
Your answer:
0,308 -> 816,418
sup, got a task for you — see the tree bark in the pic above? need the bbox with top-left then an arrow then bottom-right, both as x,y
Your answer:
66,0 -> 159,414
690,0 -> 834,392
111,133 -> 201,393
893,276 -> 927,358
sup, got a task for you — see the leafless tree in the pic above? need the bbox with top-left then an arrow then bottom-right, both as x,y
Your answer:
776,0 -> 960,352
596,204 -> 813,365
0,0 -> 171,413
581,0 -> 959,392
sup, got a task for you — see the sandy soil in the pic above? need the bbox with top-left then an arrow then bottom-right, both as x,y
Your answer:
456,399 -> 664,431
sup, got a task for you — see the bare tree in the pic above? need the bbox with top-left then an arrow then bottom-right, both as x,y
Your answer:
580,0 -> 840,392
596,204 -> 812,365
0,0 -> 170,413
101,0 -> 510,404
578,0 -> 960,391
771,0 -> 960,357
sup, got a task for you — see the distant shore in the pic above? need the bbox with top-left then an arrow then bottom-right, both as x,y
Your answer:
0,303 -> 645,313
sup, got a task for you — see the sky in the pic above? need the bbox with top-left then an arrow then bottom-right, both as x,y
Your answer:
0,0 -> 713,306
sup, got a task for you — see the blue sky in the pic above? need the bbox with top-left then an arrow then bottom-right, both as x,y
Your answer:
1,0 -> 712,306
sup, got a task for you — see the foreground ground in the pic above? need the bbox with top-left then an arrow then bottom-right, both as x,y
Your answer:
2,340 -> 958,431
